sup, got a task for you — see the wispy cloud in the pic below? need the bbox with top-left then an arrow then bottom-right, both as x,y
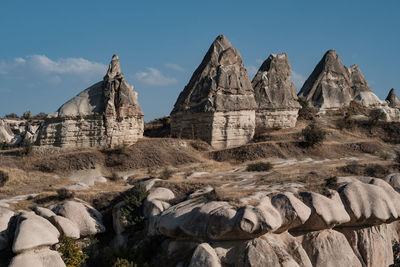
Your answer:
291,70 -> 306,89
134,67 -> 177,86
246,65 -> 258,79
165,63 -> 184,72
0,55 -> 107,82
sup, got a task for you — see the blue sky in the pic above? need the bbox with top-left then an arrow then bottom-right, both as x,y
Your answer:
0,1 -> 399,121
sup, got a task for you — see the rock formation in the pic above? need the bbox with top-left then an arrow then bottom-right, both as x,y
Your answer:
386,88 -> 400,108
35,55 -> 144,148
298,49 -> 382,109
252,53 -> 300,131
0,119 -> 14,143
170,35 -> 257,149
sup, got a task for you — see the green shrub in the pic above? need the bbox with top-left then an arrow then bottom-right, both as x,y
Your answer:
301,122 -> 326,147
120,184 -> 148,229
57,236 -> 88,267
246,162 -> 273,172
21,139 -> 33,156
297,97 -> 316,120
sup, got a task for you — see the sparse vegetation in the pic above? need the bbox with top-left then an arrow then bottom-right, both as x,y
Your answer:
246,162 -> 273,172
367,109 -> 386,126
0,170 -> 9,187
337,112 -> 355,130
191,139 -> 209,151
301,122 -> 326,147
21,110 -> 32,120
159,167 -> 174,180
112,258 -> 135,267
393,240 -> 400,267
120,184 -> 148,229
297,97 -> 316,120
21,139 -> 33,156
56,188 -> 75,200
4,113 -> 19,119
57,236 -> 88,267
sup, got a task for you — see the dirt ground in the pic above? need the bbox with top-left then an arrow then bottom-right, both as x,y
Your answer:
0,114 -> 399,211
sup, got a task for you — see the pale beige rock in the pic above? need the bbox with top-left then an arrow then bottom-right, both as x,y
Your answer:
298,191 -> 350,230
147,187 -> 175,201
339,224 -> 393,267
385,173 -> 400,191
12,212 -> 60,253
189,243 -> 221,267
34,207 -> 56,220
0,119 -> 14,143
50,201 -> 105,236
271,192 -> 311,232
301,230 -> 361,267
386,88 -> 400,108
36,54 -> 144,148
49,215 -> 80,239
171,35 -> 256,148
9,248 -> 66,267
0,207 -> 14,250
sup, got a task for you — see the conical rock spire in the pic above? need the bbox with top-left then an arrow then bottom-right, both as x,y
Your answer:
386,88 -> 400,108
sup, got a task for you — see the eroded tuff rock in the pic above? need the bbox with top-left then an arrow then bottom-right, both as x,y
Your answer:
252,53 -> 300,131
9,248 -> 66,267
386,88 -> 400,108
0,119 -> 14,143
170,35 -> 257,149
36,54 -> 144,148
298,50 -> 382,109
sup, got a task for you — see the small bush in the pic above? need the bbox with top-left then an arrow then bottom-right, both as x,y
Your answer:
393,240 -> 400,266
365,164 -> 388,177
337,113 -> 355,130
56,188 -> 75,200
109,172 -> 120,181
246,162 -> 273,172
0,170 -> 9,187
4,113 -> 19,119
146,167 -> 157,178
301,122 -> 326,147
120,184 -> 148,229
159,167 -> 174,180
325,176 -> 338,189
57,236 -> 88,267
22,110 -> 32,120
191,139 -> 209,151
368,109 -> 386,126
297,97 -> 317,120
21,139 -> 33,156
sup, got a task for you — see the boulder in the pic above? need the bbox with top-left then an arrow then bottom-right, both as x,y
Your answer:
33,207 -> 56,220
35,54 -> 144,148
271,192 -> 311,232
386,88 -> 400,108
339,224 -> 393,267
301,229 -> 361,267
49,215 -> 80,239
50,201 -> 105,236
9,248 -> 65,267
12,212 -> 60,253
189,243 -> 221,267
147,187 -> 175,202
385,173 -> 400,191
298,191 -> 350,230
0,207 -> 14,250
0,119 -> 14,143
170,35 -> 257,149
252,53 -> 300,131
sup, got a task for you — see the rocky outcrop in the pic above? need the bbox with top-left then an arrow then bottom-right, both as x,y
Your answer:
170,35 -> 257,149
0,119 -> 14,143
386,88 -> 400,108
252,53 -> 300,131
136,175 -> 400,266
298,50 -> 383,109
35,54 -> 144,148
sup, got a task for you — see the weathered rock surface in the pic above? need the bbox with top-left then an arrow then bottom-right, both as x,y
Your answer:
189,243 -> 221,267
0,207 -> 14,250
252,53 -> 300,131
386,88 -> 400,108
0,119 -> 14,143
171,35 -> 257,149
49,215 -> 80,239
9,248 -> 66,267
50,200 -> 105,236
301,230 -> 362,267
298,50 -> 382,110
385,173 -> 400,191
36,54 -> 144,148
12,211 -> 60,253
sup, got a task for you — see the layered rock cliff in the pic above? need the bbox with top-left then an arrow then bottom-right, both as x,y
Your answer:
252,53 -> 300,131
35,55 -> 144,148
170,35 -> 257,149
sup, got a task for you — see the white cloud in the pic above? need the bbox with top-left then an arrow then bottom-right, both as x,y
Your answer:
0,55 -> 107,81
165,63 -> 184,72
246,65 -> 258,79
291,70 -> 306,89
134,67 -> 177,86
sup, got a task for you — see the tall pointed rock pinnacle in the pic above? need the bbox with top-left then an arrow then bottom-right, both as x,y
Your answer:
298,49 -> 353,109
386,88 -> 400,108
170,35 -> 256,149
